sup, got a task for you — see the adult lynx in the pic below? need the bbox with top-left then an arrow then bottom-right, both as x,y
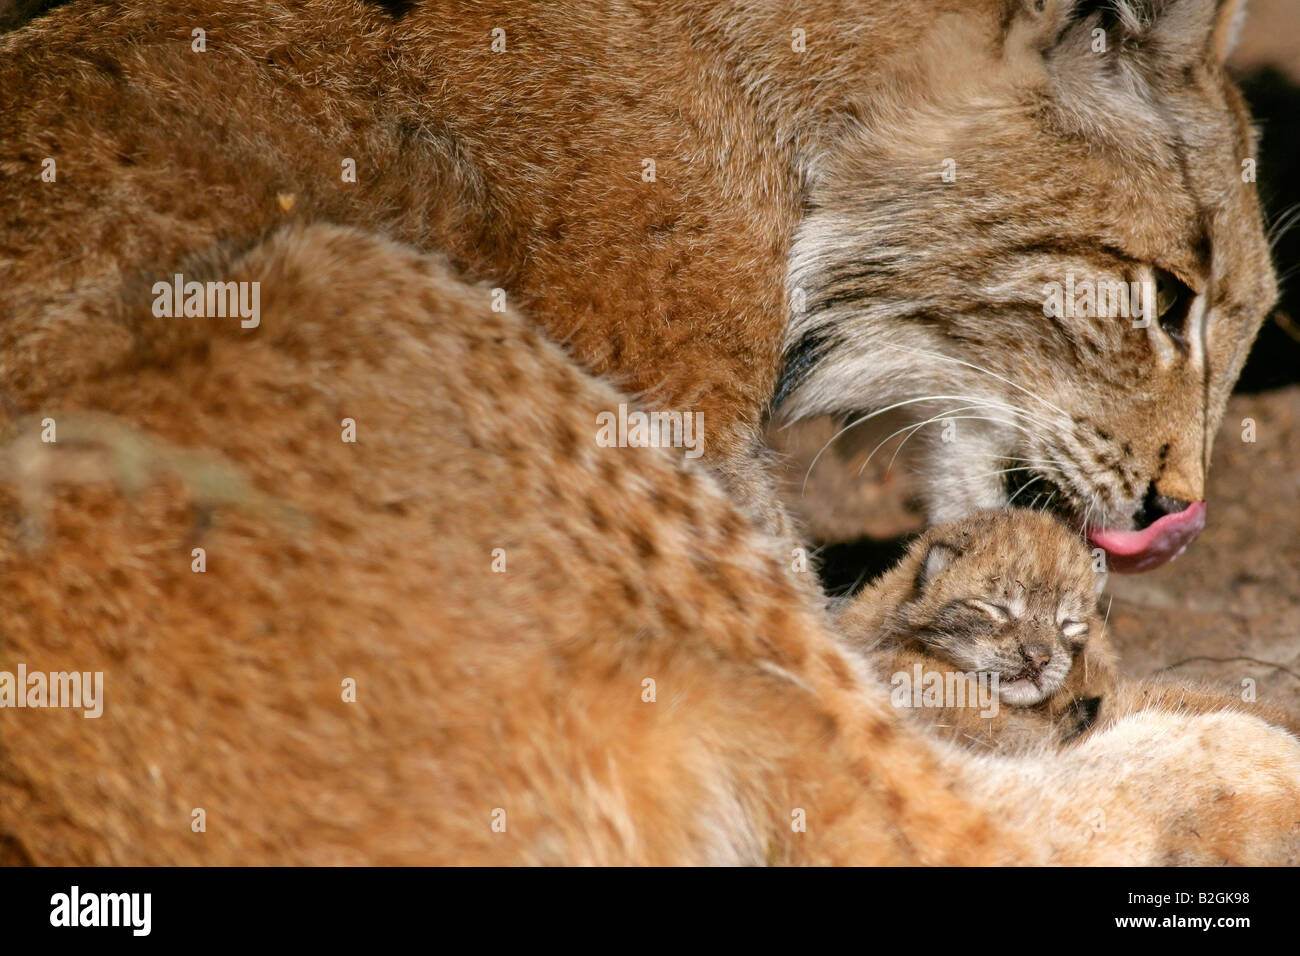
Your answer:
0,0 -> 1274,562
0,0 -> 1292,864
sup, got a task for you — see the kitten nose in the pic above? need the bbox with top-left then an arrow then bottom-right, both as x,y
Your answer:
1020,644 -> 1051,668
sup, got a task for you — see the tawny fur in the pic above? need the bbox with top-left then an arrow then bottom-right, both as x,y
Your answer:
0,0 -> 1296,865
1,1 -> 1275,536
1,223 -> 1298,865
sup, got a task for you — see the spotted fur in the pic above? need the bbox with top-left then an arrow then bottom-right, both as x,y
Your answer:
0,0 -> 1294,866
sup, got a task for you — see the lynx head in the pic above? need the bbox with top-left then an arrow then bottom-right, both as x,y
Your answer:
777,0 -> 1276,572
887,510 -> 1104,706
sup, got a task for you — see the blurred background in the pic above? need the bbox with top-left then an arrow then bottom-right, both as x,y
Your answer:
770,0 -> 1300,712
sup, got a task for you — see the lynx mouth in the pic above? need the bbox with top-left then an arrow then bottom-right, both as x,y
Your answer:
1001,469 -> 1206,573
998,672 -> 1050,706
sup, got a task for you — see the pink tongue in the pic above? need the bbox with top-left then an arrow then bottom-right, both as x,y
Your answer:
1086,500 -> 1207,573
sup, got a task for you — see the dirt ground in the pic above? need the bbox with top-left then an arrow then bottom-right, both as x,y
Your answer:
767,1 -> 1300,718
1104,388 -> 1300,707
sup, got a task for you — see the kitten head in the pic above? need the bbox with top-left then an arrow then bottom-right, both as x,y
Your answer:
888,509 -> 1104,706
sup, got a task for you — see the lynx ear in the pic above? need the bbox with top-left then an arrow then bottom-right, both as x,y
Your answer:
1008,0 -> 1248,143
1050,0 -> 1247,68
1130,0 -> 1248,65
916,540 -> 960,590
1208,0 -> 1249,62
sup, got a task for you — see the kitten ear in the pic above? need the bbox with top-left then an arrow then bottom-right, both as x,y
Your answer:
916,539 -> 960,590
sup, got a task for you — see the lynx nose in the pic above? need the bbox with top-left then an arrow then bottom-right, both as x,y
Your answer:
1136,485 -> 1193,530
1020,644 -> 1051,668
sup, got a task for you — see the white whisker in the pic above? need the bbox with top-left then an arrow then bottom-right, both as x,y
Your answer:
950,466 -> 1040,487
855,408 -> 1042,479
799,393 -> 1055,494
1006,474 -> 1045,509
877,343 -> 1070,418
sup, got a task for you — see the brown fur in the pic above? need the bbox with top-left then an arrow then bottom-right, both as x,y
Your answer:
0,0 -> 807,526
0,0 -> 1296,865
3,1 -> 1274,538
2,223 -> 1298,865
0,224 -> 1025,865
1105,678 -> 1300,739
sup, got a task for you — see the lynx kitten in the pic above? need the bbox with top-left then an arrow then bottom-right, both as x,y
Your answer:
838,510 -> 1118,753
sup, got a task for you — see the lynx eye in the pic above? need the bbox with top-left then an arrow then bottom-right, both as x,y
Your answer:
964,599 -> 1010,622
1153,267 -> 1193,349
